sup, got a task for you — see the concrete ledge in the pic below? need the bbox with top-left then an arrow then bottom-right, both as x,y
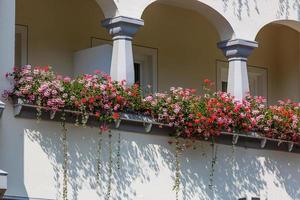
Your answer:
0,170 -> 8,198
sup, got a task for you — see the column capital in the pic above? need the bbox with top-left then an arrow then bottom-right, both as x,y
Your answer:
217,39 -> 258,60
102,16 -> 144,40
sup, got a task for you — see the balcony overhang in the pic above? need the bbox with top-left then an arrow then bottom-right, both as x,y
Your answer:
0,170 -> 7,198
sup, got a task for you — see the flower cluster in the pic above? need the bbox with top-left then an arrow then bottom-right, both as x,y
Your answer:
143,80 -> 300,143
6,65 -> 141,126
5,65 -> 300,143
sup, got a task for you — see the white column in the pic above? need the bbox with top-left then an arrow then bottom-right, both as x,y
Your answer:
102,16 -> 144,85
218,39 -> 258,101
0,0 -> 15,197
0,0 -> 15,90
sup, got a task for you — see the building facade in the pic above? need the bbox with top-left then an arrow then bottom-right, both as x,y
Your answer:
1,0 -> 300,199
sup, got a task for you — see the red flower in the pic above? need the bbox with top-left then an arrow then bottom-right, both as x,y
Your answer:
194,119 -> 201,124
204,79 -> 211,84
112,112 -> 120,120
44,66 -> 49,72
116,95 -> 122,103
81,98 -> 87,104
89,97 -> 95,104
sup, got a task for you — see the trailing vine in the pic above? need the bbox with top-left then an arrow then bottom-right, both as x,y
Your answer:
173,138 -> 181,200
96,128 -> 103,187
36,95 -> 42,122
117,131 -> 121,170
61,112 -> 68,200
106,133 -> 113,200
209,139 -> 218,190
80,105 -> 89,127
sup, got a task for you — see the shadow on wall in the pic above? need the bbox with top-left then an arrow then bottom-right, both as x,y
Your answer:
221,0 -> 300,21
221,0 -> 260,20
25,123 -> 300,200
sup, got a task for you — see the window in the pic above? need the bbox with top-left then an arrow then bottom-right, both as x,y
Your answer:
134,63 -> 141,84
15,25 -> 28,66
216,60 -> 268,98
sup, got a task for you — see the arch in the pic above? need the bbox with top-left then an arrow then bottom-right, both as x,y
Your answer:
254,20 -> 300,40
251,19 -> 300,104
139,0 -> 235,41
95,0 -> 118,18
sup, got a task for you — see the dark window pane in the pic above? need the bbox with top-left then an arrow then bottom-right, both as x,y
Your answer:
134,63 -> 140,84
221,81 -> 228,92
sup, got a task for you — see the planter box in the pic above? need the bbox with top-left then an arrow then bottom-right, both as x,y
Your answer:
13,99 -> 300,153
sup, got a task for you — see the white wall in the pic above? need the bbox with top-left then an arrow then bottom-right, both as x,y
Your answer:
2,115 -> 300,200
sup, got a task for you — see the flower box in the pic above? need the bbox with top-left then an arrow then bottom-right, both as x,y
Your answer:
13,98 -> 165,133
13,98 -> 299,153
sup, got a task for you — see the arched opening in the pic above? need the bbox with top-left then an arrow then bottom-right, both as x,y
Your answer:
138,0 -> 234,40
133,0 -> 234,92
249,20 -> 300,104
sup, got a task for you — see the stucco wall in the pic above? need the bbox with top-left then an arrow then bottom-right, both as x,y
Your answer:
1,112 -> 300,200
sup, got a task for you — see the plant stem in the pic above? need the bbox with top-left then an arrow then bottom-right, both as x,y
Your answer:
106,133 -> 112,200
173,138 -> 181,200
96,129 -> 103,187
117,131 -> 121,170
61,112 -> 68,200
209,139 -> 217,190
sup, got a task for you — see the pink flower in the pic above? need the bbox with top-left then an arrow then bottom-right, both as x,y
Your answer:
63,76 -> 71,83
94,69 -> 101,74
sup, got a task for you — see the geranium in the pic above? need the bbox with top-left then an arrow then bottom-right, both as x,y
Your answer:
5,65 -> 300,144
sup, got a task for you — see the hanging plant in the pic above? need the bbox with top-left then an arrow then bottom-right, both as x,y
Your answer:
106,133 -> 113,200
61,111 -> 68,200
116,131 -> 121,170
208,139 -> 218,190
36,95 -> 42,122
96,127 -> 103,187
172,138 -> 181,200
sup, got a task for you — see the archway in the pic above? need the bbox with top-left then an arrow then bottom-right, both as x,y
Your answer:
133,0 -> 235,92
139,0 -> 234,41
249,20 -> 300,104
